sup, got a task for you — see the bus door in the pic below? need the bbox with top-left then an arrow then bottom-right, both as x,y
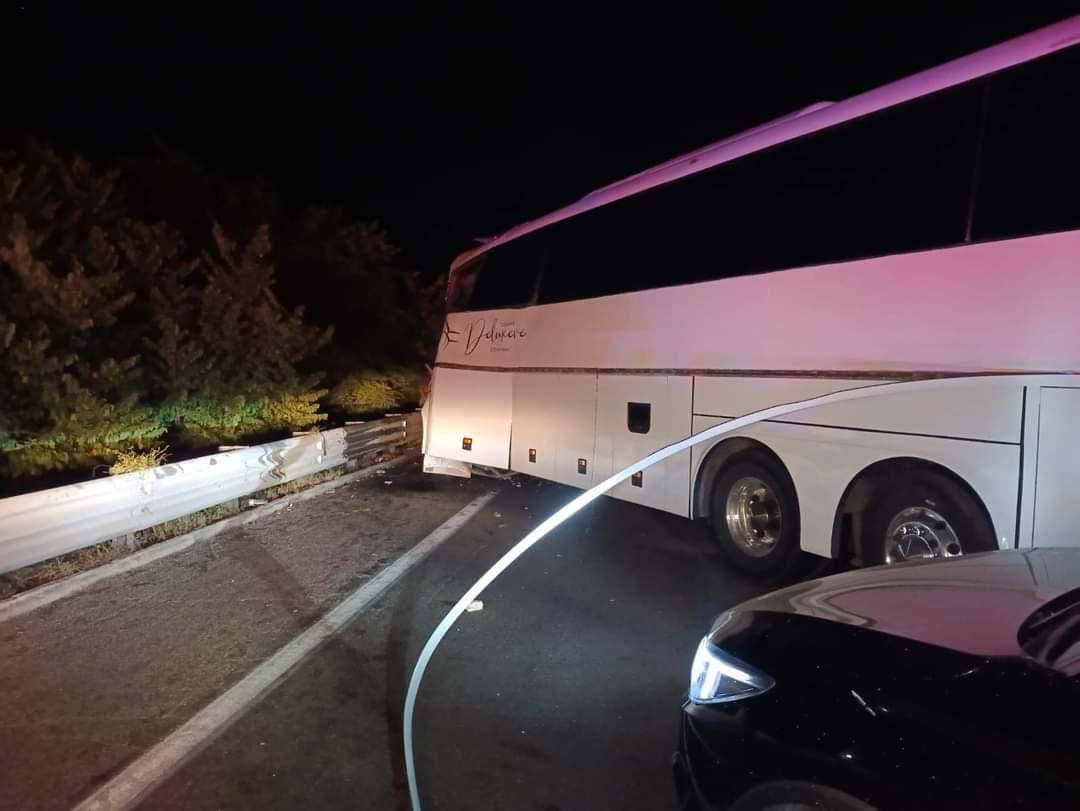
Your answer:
1032,386 -> 1080,547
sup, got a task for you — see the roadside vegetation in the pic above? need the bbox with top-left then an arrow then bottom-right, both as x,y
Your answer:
0,140 -> 443,491
107,446 -> 170,476
327,367 -> 425,415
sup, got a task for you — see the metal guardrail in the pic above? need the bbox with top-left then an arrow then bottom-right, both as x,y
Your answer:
0,413 -> 422,575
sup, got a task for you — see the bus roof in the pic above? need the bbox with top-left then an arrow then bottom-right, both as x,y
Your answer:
450,15 -> 1080,274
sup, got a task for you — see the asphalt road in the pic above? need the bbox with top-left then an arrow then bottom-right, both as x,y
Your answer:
149,474 -> 768,810
1,465 -> 773,810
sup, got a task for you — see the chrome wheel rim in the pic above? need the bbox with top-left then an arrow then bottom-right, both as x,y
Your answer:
883,506 -> 962,563
724,476 -> 782,558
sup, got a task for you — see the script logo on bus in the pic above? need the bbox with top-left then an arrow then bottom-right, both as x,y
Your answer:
442,317 -> 527,355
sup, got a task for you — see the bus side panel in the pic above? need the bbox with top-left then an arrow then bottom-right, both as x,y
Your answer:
691,415 -> 1019,558
693,377 -> 888,419
689,375 -> 885,519
509,372 -> 597,488
426,367 -> 512,469
693,376 -> 1022,443
595,375 -> 693,516
439,232 -> 1080,377
783,383 -> 1023,443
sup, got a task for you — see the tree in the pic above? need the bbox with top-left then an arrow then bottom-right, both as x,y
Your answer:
0,144 -> 161,476
276,204 -> 445,371
128,223 -> 332,445
122,142 -> 443,369
1,138 -> 438,480
121,140 -> 285,250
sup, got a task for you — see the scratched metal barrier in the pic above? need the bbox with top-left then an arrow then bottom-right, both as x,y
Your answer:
0,413 -> 421,575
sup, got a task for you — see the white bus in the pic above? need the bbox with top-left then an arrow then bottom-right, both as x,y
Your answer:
422,18 -> 1080,580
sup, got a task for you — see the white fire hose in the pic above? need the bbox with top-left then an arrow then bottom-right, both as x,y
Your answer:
403,373 -> 1025,809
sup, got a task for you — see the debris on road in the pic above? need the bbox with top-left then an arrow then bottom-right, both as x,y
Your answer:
384,480 -> 393,485
493,512 -> 502,518
466,600 -> 484,612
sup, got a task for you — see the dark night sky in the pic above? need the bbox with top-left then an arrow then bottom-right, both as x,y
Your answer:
3,3 -> 1075,276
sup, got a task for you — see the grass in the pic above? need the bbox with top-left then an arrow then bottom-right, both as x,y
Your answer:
108,446 -> 170,476
0,542 -> 128,599
132,500 -> 241,546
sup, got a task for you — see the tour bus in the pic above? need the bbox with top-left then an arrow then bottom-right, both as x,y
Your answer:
422,18 -> 1080,580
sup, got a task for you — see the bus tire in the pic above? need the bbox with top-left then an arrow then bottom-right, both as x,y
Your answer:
709,450 -> 803,580
862,469 -> 996,566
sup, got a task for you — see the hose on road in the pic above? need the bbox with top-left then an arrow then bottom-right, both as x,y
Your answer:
403,373 -> 1025,810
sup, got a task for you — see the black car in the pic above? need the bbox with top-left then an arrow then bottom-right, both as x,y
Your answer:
674,549 -> 1080,810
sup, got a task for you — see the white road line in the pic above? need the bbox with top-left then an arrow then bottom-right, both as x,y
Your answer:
70,489 -> 498,811
0,453 -> 417,624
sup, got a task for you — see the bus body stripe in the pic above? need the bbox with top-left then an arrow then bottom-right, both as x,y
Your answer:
433,362 -> 1053,380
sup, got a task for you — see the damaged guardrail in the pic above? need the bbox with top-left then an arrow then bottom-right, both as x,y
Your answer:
0,413 -> 421,575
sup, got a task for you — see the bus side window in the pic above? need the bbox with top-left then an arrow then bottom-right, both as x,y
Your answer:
974,44 -> 1080,241
447,258 -> 482,312
538,79 -> 982,305
539,193 -> 655,304
463,231 -> 546,311
679,80 -> 982,279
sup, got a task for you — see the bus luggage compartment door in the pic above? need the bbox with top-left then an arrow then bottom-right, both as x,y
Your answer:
426,366 -> 512,469
509,372 -> 598,487
595,374 -> 693,516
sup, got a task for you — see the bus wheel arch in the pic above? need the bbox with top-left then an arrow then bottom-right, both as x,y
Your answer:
693,437 -> 783,520
832,457 -> 998,567
695,439 -> 804,581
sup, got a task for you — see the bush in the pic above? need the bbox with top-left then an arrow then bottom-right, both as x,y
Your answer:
163,388 -> 329,448
327,368 -> 424,416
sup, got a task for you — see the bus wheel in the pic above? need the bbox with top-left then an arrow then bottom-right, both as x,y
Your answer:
862,470 -> 995,566
709,450 -> 802,580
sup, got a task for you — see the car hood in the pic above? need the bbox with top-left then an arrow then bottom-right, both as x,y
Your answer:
734,549 -> 1080,658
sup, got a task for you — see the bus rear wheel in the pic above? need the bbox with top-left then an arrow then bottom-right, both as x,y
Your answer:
709,450 -> 803,581
862,469 -> 996,566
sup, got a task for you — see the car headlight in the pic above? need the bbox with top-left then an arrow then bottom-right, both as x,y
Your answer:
688,636 -> 774,704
